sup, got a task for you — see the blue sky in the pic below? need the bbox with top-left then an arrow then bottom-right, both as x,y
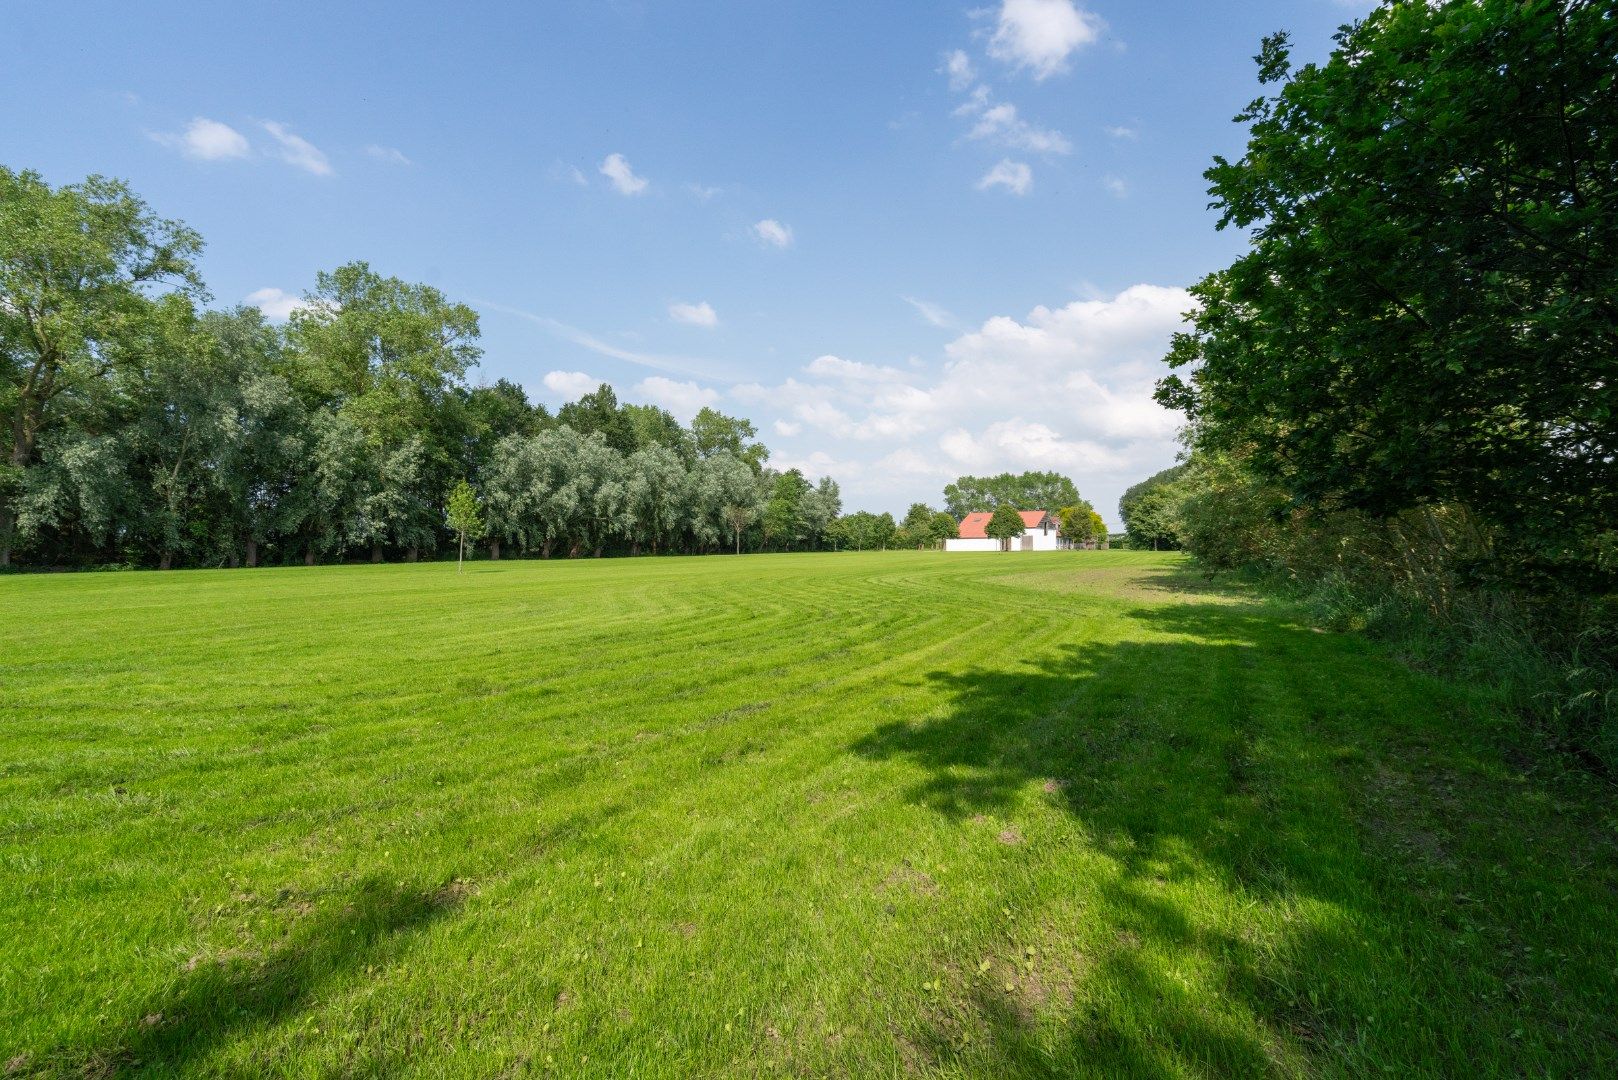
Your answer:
4,0 -> 1371,525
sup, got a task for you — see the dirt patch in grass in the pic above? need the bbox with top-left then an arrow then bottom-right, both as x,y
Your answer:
879,861 -> 941,897
996,827 -> 1024,846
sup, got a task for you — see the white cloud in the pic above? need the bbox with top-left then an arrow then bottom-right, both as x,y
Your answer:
243,287 -> 302,322
543,370 -> 601,399
977,159 -> 1032,195
685,182 -> 723,200
599,152 -> 648,195
903,297 -> 955,329
962,101 -> 1071,154
943,64 -> 1069,162
987,0 -> 1103,80
364,144 -> 411,165
668,301 -> 719,328
260,120 -> 332,176
632,376 -> 720,421
152,117 -> 250,161
1102,174 -> 1128,198
751,219 -> 794,248
941,49 -> 977,91
732,284 -> 1190,526
1103,124 -> 1138,140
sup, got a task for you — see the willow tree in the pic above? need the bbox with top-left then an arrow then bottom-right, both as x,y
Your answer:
0,168 -> 203,565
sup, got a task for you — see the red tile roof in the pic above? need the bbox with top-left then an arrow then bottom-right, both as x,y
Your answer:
956,510 -> 1050,539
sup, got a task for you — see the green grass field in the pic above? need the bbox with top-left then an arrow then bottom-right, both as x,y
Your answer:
3,551 -> 1615,1077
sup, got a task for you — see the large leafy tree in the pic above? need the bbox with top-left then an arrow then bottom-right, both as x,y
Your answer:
985,504 -> 1027,549
557,384 -> 636,454
762,468 -> 811,550
942,471 -> 1081,518
1119,466 -> 1185,550
0,168 -> 204,564
286,262 -> 481,560
1157,1 -> 1618,589
797,477 -> 842,548
690,407 -> 768,472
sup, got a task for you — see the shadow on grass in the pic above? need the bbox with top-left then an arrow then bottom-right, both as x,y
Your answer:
850,601 -> 1611,1076
48,876 -> 465,1077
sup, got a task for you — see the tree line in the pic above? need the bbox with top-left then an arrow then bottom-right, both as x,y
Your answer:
1130,0 -> 1617,768
0,167 -> 853,568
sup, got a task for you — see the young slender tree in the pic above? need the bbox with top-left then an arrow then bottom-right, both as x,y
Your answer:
446,480 -> 483,573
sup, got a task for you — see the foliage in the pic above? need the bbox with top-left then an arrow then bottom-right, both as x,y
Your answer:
984,504 -> 1026,546
1156,0 -> 1618,592
1118,466 -> 1184,550
942,471 -> 1080,518
831,510 -> 896,551
1057,503 -> 1106,548
0,166 -> 204,565
446,480 -> 483,571
896,502 -> 958,549
0,171 -> 843,568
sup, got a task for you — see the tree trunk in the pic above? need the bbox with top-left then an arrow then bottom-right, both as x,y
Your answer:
227,552 -> 240,569
734,529 -> 741,556
305,548 -> 317,566
594,545 -> 603,558
457,532 -> 464,573
245,538 -> 258,568
0,508 -> 12,567
159,551 -> 173,571
407,546 -> 419,562
371,543 -> 383,563
489,538 -> 501,560
631,541 -> 640,557
542,540 -> 553,559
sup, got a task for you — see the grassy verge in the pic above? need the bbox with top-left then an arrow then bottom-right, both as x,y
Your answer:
2,551 -> 1614,1076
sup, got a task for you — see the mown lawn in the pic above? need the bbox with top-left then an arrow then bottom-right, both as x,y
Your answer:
2,550 -> 1614,1077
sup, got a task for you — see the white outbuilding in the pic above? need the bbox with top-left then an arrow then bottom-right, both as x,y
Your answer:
943,509 -> 1066,552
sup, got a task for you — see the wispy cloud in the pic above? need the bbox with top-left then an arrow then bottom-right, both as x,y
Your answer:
260,120 -> 332,176
1103,124 -> 1138,140
150,117 -> 250,161
364,144 -> 412,165
474,299 -> 731,382
685,182 -> 723,200
960,100 -> 1071,154
941,49 -> 977,91
668,301 -> 719,328
977,159 -> 1033,195
599,152 -> 648,195
751,219 -> 794,249
903,296 -> 956,329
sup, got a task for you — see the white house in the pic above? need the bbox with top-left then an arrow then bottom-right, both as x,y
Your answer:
944,510 -> 1066,552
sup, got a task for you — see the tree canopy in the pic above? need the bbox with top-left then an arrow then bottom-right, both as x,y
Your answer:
942,471 -> 1081,518
0,170 -> 857,569
984,504 -> 1027,546
1118,466 -> 1185,551
1156,0 -> 1618,589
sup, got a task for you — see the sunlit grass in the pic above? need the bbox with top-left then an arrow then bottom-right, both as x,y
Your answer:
2,551 -> 1613,1076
